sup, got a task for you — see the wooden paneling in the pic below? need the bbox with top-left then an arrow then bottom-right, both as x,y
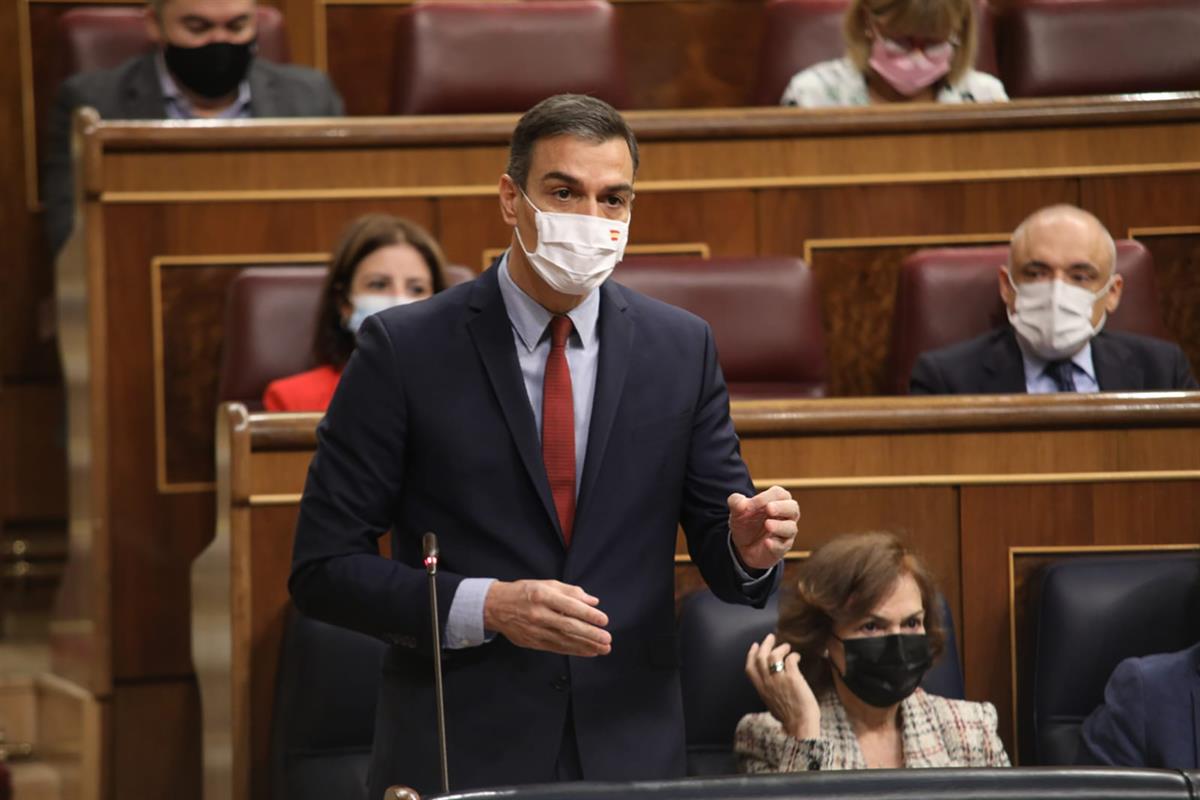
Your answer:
1133,233 -> 1200,375
112,679 -> 201,800
0,384 -> 66,520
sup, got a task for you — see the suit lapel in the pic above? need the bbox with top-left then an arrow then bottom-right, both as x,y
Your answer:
1092,332 -> 1143,390
1192,656 -> 1200,769
465,268 -> 561,539
982,328 -> 1028,393
574,282 -> 632,531
121,54 -> 170,119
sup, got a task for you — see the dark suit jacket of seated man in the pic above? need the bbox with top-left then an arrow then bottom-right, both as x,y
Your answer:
41,0 -> 344,255
288,94 -> 799,796
910,204 -> 1198,395
1076,641 -> 1200,769
910,325 -> 1198,394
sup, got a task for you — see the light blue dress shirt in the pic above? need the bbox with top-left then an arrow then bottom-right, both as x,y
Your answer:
443,254 -> 769,649
1020,340 -> 1100,394
156,54 -> 252,120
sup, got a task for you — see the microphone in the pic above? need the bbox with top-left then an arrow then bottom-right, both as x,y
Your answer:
423,532 -> 450,793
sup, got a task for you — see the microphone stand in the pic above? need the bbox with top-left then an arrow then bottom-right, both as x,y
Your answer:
423,532 -> 450,794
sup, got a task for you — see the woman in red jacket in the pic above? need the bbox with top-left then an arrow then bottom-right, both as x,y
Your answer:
263,214 -> 448,411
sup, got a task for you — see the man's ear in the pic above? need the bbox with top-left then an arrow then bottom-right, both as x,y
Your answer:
144,6 -> 164,45
498,174 -> 520,227
1104,273 -> 1125,313
998,265 -> 1016,308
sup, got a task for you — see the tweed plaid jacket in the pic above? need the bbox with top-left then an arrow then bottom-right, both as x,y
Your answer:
735,688 -> 1010,772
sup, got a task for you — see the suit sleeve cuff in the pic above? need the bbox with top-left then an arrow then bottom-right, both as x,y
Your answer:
728,531 -> 774,588
444,577 -> 497,649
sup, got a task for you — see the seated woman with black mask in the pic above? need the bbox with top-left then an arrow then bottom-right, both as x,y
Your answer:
736,532 -> 1009,771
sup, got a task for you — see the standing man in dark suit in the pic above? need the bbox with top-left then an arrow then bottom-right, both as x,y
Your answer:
1077,641 -> 1200,769
42,0 -> 344,254
910,204 -> 1197,394
289,94 -> 800,796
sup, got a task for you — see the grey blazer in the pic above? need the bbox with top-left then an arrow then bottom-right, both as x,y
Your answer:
41,52 -> 345,253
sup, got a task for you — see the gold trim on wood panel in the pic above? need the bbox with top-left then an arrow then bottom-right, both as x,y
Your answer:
18,0 -> 39,211
481,242 -> 711,269
1128,225 -> 1200,238
756,470 -> 1200,490
314,0 -> 328,72
94,163 -> 1200,206
150,253 -> 329,495
802,232 -> 1010,266
247,493 -> 304,507
1006,542 -> 1200,762
675,549 -> 810,565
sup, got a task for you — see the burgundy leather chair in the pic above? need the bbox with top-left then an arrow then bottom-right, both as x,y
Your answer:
884,240 -> 1165,394
753,0 -> 998,105
995,0 -> 1200,98
58,6 -> 289,75
618,255 -> 828,398
218,264 -> 475,408
390,0 -> 628,115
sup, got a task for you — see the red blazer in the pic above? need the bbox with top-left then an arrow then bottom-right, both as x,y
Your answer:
263,364 -> 342,412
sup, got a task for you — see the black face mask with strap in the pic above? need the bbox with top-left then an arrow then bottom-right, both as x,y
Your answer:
834,633 -> 933,708
163,39 -> 255,100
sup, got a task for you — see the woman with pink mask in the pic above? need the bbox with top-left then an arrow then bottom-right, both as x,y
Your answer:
780,0 -> 1007,107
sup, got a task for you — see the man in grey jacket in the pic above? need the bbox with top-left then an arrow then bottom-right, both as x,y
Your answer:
42,0 -> 344,254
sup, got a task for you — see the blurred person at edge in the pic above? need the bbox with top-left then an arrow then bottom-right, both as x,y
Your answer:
263,215 -> 449,412
736,532 -> 1010,771
781,0 -> 1007,107
43,0 -> 344,255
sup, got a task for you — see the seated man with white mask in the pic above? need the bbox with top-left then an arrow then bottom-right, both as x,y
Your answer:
909,204 -> 1198,394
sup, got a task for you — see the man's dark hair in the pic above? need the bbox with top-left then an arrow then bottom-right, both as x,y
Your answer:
506,94 -> 639,190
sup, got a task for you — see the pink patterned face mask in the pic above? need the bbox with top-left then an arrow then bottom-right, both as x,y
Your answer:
867,31 -> 955,97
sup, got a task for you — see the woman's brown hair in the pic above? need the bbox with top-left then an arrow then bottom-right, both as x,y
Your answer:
843,0 -> 978,86
312,214 -> 448,369
776,531 -> 946,694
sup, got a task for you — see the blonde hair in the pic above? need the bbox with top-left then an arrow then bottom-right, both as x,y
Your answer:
844,0 -> 978,86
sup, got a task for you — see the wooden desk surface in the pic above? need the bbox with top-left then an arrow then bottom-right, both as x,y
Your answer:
56,98 -> 1200,800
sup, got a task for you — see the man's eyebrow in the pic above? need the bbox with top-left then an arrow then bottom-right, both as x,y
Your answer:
539,171 -> 583,187
602,182 -> 635,195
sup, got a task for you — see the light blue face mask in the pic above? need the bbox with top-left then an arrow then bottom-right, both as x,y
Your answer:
344,293 -> 419,332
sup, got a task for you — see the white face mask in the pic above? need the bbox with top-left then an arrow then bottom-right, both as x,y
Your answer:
1005,270 -> 1114,360
514,189 -> 630,296
344,293 -> 420,332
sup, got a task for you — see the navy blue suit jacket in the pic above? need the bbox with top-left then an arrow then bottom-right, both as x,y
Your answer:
910,327 -> 1198,394
289,266 -> 773,794
1077,642 -> 1200,769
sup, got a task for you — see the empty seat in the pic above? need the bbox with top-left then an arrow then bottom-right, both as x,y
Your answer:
1033,553 -> 1200,765
618,255 -> 828,398
58,6 -> 289,75
753,0 -> 998,105
390,0 -> 628,115
218,264 -> 475,408
270,605 -> 387,800
996,0 -> 1200,98
885,240 -> 1165,394
678,588 -> 964,776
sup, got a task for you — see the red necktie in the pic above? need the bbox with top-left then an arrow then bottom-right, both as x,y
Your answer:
542,315 -> 575,545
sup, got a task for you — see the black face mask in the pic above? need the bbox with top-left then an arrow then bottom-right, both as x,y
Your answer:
834,633 -> 933,708
163,40 -> 254,100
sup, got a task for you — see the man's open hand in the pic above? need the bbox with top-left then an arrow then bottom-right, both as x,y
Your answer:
483,579 -> 612,656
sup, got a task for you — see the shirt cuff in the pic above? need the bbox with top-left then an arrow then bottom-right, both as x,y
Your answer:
728,531 -> 773,588
444,577 -> 497,649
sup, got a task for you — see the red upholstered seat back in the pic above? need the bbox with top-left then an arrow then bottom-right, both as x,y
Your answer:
59,6 -> 289,75
752,0 -> 998,105
390,0 -> 628,115
996,0 -> 1200,98
884,240 -> 1165,394
218,264 -> 475,407
618,256 -> 828,398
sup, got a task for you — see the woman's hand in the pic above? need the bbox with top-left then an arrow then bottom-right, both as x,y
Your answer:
745,633 -> 821,740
